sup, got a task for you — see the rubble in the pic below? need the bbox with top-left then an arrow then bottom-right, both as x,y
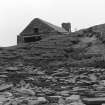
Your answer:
0,66 -> 105,104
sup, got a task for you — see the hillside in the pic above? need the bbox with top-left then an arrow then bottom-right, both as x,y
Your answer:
0,23 -> 105,69
0,24 -> 105,104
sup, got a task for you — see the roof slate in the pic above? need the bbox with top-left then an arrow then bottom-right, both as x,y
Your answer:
37,18 -> 68,33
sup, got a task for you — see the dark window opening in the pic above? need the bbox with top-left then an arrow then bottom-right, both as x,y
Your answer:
24,36 -> 41,43
33,28 -> 39,34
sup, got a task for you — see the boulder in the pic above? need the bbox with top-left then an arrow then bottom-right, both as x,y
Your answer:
66,95 -> 80,102
5,67 -> 19,71
15,88 -> 35,96
0,83 -> 13,92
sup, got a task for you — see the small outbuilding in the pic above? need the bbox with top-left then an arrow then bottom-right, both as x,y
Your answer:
17,18 -> 70,44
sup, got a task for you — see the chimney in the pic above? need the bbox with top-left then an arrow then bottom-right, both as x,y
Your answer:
62,23 -> 71,33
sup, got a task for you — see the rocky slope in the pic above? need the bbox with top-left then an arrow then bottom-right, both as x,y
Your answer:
0,23 -> 105,104
1,24 -> 105,68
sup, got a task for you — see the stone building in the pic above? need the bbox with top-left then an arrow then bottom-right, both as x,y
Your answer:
17,18 -> 71,44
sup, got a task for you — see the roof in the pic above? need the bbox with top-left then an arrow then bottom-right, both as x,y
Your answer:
37,18 -> 68,33
20,18 -> 68,35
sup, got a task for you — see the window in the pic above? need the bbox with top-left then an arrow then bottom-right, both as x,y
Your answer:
33,28 -> 39,34
24,36 -> 41,43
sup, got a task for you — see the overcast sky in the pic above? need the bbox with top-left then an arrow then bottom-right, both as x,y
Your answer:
0,0 -> 105,46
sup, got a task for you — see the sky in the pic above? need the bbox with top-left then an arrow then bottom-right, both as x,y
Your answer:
0,0 -> 105,47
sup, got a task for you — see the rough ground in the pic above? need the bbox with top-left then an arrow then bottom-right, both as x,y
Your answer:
0,23 -> 105,104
